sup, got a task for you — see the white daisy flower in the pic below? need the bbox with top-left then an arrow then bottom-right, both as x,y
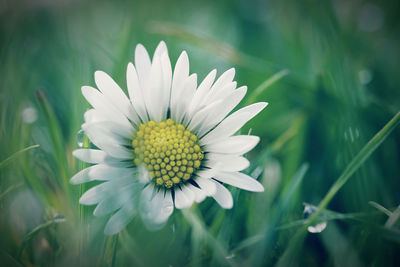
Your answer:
71,41 -> 267,235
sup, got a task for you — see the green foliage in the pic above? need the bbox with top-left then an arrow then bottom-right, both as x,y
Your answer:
1,0 -> 399,266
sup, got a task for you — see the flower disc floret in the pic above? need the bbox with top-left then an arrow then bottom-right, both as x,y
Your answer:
132,119 -> 204,189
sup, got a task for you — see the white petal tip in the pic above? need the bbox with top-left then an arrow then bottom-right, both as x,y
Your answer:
72,149 -> 81,159
223,203 -> 233,209
79,197 -> 91,205
81,86 -> 90,94
69,177 -> 79,185
135,43 -> 145,51
250,182 -> 265,192
104,227 -> 119,236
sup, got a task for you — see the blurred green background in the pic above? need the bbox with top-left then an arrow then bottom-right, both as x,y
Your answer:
1,0 -> 400,266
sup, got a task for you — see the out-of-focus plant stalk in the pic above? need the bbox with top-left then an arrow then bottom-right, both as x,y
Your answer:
246,69 -> 290,105
0,144 -> 40,169
37,90 -> 71,200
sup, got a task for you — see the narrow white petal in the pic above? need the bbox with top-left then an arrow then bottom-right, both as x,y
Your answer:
102,156 -> 133,168
213,171 -> 264,192
94,184 -> 137,216
196,87 -> 247,136
205,135 -> 260,155
127,62 -> 148,122
206,154 -> 250,172
211,68 -> 235,92
82,123 -> 133,159
197,68 -> 235,108
174,188 -> 192,209
211,181 -> 233,209
73,149 -> 107,164
181,185 -> 195,206
85,120 -> 134,140
196,169 -> 216,179
187,99 -> 223,132
176,73 -> 197,123
188,184 -> 206,203
135,44 -> 151,86
153,41 -> 168,57
200,102 -> 268,145
144,55 -> 164,121
70,164 -> 135,184
188,69 -> 217,117
104,201 -> 137,235
82,122 -> 130,146
195,176 -> 216,196
95,71 -> 140,125
84,109 -> 102,124
79,177 -> 135,205
160,52 -> 172,119
140,186 -> 174,230
203,81 -> 237,108
170,51 -> 189,120
81,86 -> 132,128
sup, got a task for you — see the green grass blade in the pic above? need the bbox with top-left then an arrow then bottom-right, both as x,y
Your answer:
277,111 -> 400,266
148,21 -> 271,69
0,182 -> 23,200
17,215 -> 66,261
37,90 -> 70,189
0,144 -> 40,169
368,201 -> 392,217
385,205 -> 400,228
310,111 -> 400,226
246,69 -> 289,104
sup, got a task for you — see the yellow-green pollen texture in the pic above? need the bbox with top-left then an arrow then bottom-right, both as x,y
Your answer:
132,118 -> 204,189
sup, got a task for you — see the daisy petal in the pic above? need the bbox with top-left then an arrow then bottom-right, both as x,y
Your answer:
104,201 -> 137,235
154,40 -> 168,57
94,185 -> 138,217
197,86 -> 247,136
140,186 -> 174,230
206,154 -> 250,172
135,43 -> 151,86
73,149 -> 107,164
205,135 -> 260,155
83,137 -> 132,159
170,51 -> 189,120
144,55 -> 164,121
177,73 -> 197,123
127,62 -> 148,122
95,70 -> 140,125
174,187 -> 193,209
213,171 -> 264,192
200,102 -> 268,144
188,184 -> 207,203
203,81 -> 237,108
198,68 -> 235,107
79,177 -> 135,205
195,176 -> 217,196
160,51 -> 172,119
85,120 -> 134,140
81,86 -> 132,128
84,109 -> 102,124
211,181 -> 233,209
82,122 -> 130,146
188,69 -> 217,117
70,164 -> 135,184
187,99 -> 223,132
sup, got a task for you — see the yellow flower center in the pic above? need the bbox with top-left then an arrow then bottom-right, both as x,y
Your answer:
132,118 -> 204,189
